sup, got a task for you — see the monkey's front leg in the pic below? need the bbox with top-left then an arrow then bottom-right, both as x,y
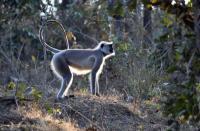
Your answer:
90,71 -> 97,95
90,59 -> 102,96
56,72 -> 73,100
90,71 -> 101,96
95,74 -> 100,97
56,78 -> 67,100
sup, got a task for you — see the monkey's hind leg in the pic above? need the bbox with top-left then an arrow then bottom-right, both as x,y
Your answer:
57,73 -> 73,100
57,72 -> 73,99
54,61 -> 73,100
63,73 -> 73,98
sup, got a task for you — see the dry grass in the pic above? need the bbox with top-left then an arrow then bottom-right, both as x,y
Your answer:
0,90 -> 169,131
74,91 -> 123,103
20,104 -> 79,131
0,102 -> 79,131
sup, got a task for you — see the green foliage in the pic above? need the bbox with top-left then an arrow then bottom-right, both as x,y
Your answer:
5,82 -> 42,102
16,83 -> 27,99
107,0 -> 125,17
0,0 -> 42,61
32,87 -> 42,101
150,7 -> 200,123
16,83 -> 42,101
161,14 -> 173,27
45,102 -> 61,115
196,83 -> 200,92
79,87 -> 88,94
7,82 -> 16,90
162,84 -> 199,123
128,0 -> 137,11
116,42 -> 131,52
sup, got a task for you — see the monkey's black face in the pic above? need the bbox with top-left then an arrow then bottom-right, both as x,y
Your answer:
100,41 -> 115,57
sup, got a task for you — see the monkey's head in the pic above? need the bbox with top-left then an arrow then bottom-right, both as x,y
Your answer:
99,41 -> 115,58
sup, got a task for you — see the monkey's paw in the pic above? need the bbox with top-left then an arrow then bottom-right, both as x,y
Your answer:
54,95 -> 75,102
64,95 -> 75,99
96,93 -> 100,97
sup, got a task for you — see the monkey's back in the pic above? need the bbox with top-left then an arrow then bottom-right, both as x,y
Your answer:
64,49 -> 103,70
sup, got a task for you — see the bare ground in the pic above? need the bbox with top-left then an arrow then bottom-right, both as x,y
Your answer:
54,93 -> 168,131
0,92 -> 170,131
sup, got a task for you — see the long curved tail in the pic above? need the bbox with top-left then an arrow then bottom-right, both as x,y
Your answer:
47,20 -> 69,49
39,20 -> 69,54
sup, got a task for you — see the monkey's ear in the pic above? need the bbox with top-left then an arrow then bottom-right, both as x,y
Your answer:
100,44 -> 104,48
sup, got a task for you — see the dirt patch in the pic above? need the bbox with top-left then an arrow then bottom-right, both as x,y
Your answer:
51,93 -> 168,131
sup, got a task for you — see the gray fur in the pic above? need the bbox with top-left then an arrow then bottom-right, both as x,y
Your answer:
39,24 -> 115,99
51,41 -> 115,99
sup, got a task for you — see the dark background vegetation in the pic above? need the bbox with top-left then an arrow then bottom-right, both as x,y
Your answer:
0,0 -> 200,130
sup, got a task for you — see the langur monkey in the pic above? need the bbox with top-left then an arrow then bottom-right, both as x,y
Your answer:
39,20 -> 115,100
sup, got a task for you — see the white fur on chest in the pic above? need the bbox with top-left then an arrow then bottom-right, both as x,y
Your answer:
50,58 -> 106,77
69,66 -> 92,75
97,60 -> 105,76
